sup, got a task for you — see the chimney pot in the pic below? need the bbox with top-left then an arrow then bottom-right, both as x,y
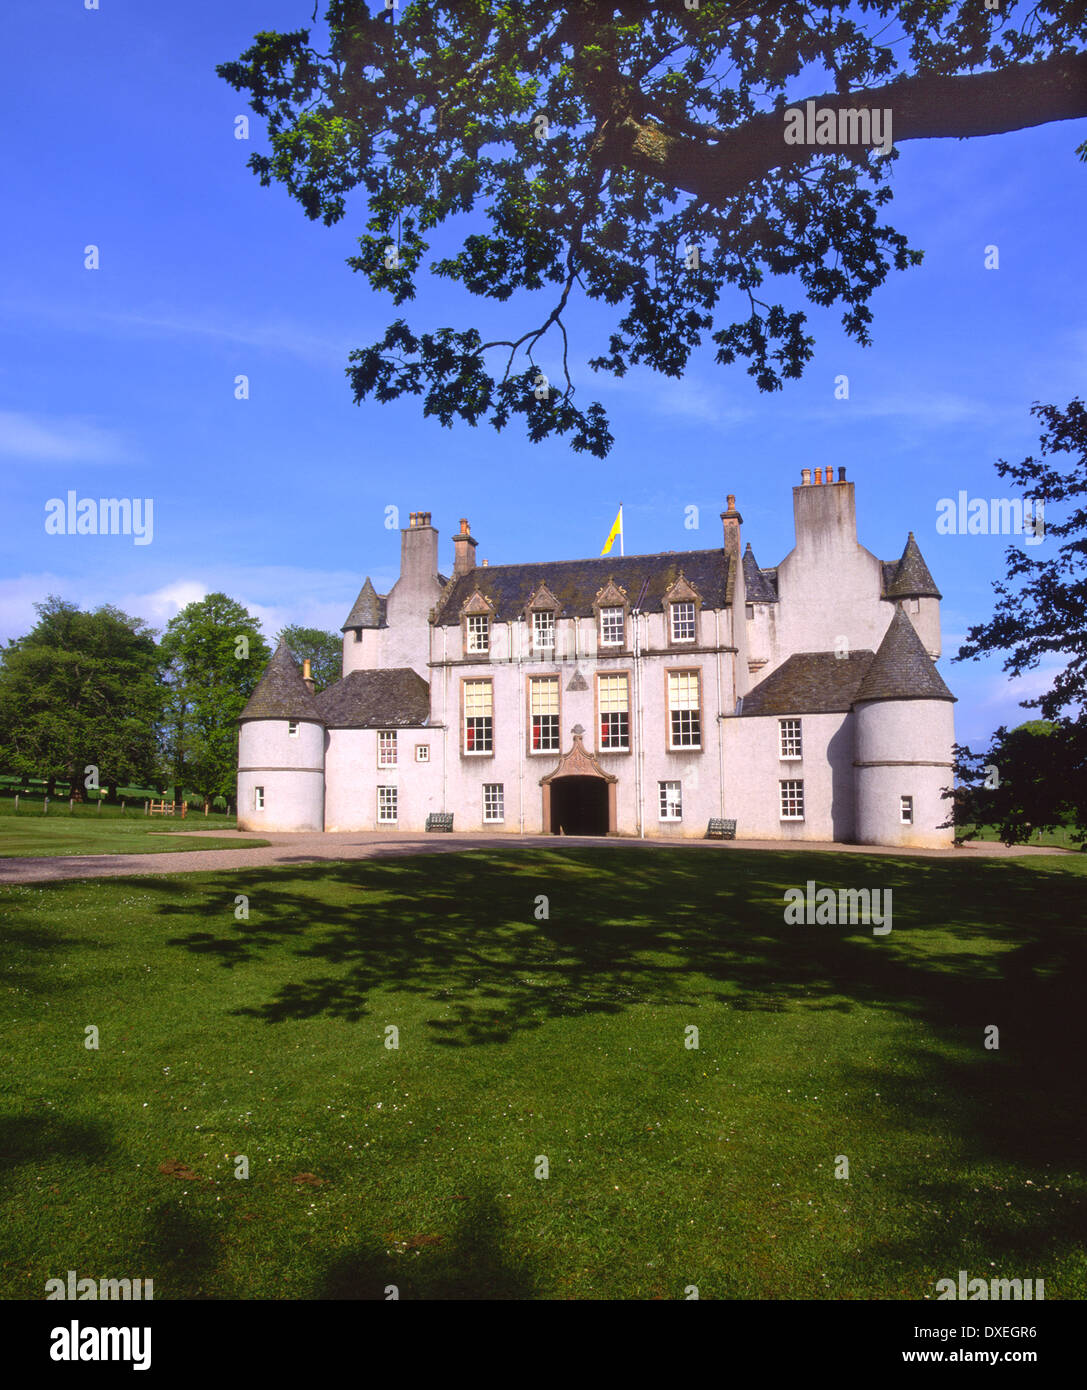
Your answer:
801,468 -> 811,485
726,493 -> 736,511
838,466 -> 847,481
301,658 -> 315,695
814,468 -> 823,484
825,466 -> 835,483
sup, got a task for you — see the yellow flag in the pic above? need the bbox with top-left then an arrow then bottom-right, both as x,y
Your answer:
601,505 -> 623,556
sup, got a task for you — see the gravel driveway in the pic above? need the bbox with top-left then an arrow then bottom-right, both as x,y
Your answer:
0,828 -> 1070,884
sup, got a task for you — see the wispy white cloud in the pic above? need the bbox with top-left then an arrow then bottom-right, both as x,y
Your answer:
0,410 -> 134,464
593,367 -> 754,426
0,295 -> 356,371
806,390 -> 988,428
0,564 -> 398,646
96,307 -> 354,369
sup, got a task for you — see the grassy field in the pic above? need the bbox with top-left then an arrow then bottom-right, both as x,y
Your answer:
0,805 -> 265,858
966,822 -> 1086,851
1,846 -> 1084,1300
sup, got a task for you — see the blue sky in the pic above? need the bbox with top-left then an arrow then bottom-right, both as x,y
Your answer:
2,1 -> 1085,749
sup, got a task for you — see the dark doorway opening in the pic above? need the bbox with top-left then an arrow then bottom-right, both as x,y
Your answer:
549,776 -> 609,836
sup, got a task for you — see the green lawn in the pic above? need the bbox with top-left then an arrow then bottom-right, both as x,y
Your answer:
967,822 -> 1086,851
2,847 -> 1084,1300
0,810 -> 266,858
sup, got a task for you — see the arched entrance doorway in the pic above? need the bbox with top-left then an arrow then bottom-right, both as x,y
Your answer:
540,726 -> 618,837
549,776 -> 609,836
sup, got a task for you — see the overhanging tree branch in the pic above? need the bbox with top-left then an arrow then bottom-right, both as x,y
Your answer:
621,51 -> 1087,205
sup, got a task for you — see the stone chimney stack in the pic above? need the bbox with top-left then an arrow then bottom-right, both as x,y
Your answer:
452,517 -> 478,577
793,468 -> 857,555
399,510 -> 439,587
720,494 -> 743,562
301,658 -> 315,695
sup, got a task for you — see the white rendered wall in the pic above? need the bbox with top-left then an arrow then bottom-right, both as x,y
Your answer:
341,627 -> 383,677
854,698 -> 955,847
237,718 -> 324,831
323,728 -> 438,831
721,711 -> 855,841
432,609 -> 737,836
770,485 -> 891,672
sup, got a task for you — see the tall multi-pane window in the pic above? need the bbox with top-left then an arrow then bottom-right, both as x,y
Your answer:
671,602 -> 696,642
659,781 -> 682,821
377,786 -> 398,823
598,673 -> 630,751
378,730 -> 398,767
465,614 -> 490,654
464,680 -> 494,754
599,606 -> 624,646
780,780 -> 804,820
668,671 -> 701,748
253,786 -> 265,810
900,795 -> 914,824
779,718 -> 802,760
288,720 -> 299,738
530,677 -> 560,753
532,610 -> 555,651
483,784 -> 504,823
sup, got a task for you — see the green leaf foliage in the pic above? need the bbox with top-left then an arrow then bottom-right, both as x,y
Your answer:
218,2 -> 1087,455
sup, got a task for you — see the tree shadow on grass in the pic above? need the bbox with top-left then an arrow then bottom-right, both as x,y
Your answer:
0,1112 -> 115,1173
318,1189 -> 543,1300
135,1200 -> 238,1300
146,845 -> 1087,1175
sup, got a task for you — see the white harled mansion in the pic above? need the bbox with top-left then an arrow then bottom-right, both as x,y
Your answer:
237,468 -> 956,846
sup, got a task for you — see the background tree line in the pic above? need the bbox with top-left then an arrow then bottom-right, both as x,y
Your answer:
0,598 -> 341,807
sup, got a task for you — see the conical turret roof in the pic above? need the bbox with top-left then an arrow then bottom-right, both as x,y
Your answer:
884,532 -> 941,600
854,606 -> 955,705
742,542 -> 779,603
238,639 -> 324,722
341,577 -> 386,631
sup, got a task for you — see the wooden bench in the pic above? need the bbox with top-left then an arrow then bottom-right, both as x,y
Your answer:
426,812 -> 454,832
706,818 -> 736,840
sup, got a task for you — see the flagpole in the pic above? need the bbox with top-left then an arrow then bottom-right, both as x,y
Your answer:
619,503 -> 624,557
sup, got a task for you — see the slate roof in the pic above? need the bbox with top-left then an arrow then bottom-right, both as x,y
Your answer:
341,577 -> 387,631
882,533 -> 942,600
315,668 -> 431,728
239,640 -> 324,722
741,650 -> 875,716
433,549 -> 735,625
853,605 -> 955,704
742,543 -> 779,603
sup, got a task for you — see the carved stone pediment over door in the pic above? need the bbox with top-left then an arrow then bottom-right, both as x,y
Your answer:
539,726 -> 617,836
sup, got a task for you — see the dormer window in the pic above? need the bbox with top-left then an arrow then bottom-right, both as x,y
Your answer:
663,574 -> 702,648
593,581 -> 629,651
466,613 -> 490,654
670,602 -> 696,642
532,610 -> 555,651
600,606 -> 624,646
